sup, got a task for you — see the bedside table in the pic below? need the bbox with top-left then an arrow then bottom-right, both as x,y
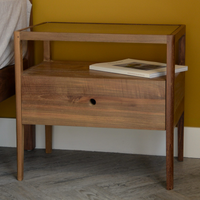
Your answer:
14,22 -> 186,190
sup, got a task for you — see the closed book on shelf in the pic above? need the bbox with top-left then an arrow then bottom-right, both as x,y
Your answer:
89,58 -> 188,78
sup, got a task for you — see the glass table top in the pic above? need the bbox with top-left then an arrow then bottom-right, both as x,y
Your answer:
21,22 -> 180,35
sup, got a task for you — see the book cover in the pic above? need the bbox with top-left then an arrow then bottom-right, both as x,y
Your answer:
89,58 -> 188,78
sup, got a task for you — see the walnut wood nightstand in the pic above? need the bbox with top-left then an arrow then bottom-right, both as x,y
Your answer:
14,22 -> 186,190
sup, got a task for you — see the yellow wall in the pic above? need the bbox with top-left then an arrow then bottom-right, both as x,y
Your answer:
1,0 -> 200,127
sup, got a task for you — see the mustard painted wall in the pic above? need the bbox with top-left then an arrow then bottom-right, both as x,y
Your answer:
0,0 -> 200,127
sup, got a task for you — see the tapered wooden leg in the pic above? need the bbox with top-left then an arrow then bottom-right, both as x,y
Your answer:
17,124 -> 24,181
178,112 -> 184,161
45,125 -> 52,154
24,125 -> 35,151
15,31 -> 24,181
166,35 -> 175,190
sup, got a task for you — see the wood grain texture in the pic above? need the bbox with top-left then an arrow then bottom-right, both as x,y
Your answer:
21,61 -> 185,132
21,60 -> 166,130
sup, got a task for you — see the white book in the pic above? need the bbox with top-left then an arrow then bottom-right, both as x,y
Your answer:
89,58 -> 188,78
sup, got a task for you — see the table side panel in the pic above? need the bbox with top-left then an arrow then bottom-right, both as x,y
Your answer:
20,32 -> 167,44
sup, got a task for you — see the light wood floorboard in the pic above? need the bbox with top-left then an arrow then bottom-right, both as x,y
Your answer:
0,147 -> 200,199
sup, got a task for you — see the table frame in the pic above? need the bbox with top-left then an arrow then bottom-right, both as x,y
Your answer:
14,22 -> 186,190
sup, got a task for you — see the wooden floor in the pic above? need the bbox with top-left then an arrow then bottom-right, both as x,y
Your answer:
0,147 -> 200,199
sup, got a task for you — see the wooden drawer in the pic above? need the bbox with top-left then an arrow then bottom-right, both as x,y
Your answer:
21,60 -> 184,130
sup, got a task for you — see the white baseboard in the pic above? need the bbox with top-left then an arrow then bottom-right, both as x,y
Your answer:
0,118 -> 199,158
